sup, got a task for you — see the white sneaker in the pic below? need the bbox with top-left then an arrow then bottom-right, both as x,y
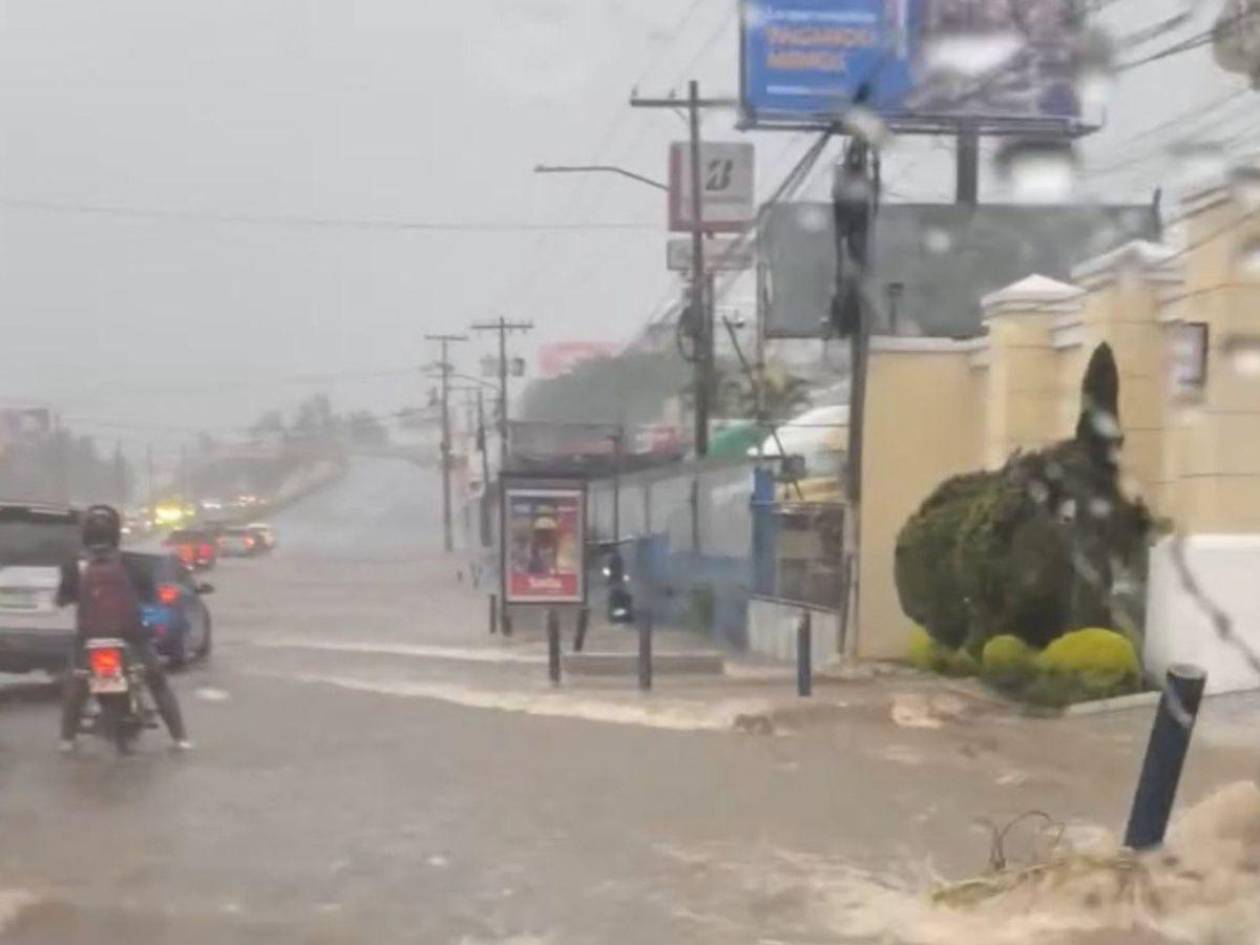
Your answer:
58,739 -> 75,754
173,739 -> 194,752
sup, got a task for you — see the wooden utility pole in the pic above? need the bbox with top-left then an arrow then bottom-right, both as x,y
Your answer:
470,318 -> 533,472
425,333 -> 468,553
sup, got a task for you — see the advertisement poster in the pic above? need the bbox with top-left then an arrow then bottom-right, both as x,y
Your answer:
502,481 -> 586,605
741,0 -> 1085,128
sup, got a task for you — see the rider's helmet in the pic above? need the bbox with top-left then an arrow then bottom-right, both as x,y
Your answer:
81,504 -> 122,550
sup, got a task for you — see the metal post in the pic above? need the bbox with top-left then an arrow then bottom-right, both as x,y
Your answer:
797,610 -> 813,697
611,427 -> 623,545
1125,664 -> 1207,850
574,606 -> 590,652
547,608 -> 562,686
687,79 -> 710,459
489,593 -> 498,635
956,126 -> 979,206
501,608 -> 513,637
638,613 -> 653,692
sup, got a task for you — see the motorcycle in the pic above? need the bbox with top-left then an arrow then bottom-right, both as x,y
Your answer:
79,638 -> 157,754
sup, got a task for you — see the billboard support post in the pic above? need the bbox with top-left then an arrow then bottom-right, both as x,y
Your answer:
956,126 -> 979,206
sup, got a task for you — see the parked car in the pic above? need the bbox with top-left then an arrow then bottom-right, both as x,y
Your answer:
0,502 -> 79,674
164,528 -> 218,571
217,526 -> 261,558
246,523 -> 276,552
124,552 -> 213,667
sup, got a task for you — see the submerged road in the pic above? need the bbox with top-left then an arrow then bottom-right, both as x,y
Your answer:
0,459 -> 1250,944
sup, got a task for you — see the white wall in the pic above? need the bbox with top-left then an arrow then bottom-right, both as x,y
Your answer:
1146,535 -> 1260,695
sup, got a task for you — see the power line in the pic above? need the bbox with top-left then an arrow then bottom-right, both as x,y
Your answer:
0,197 -> 658,232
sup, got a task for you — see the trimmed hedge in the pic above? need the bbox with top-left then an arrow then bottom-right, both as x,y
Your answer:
894,344 -> 1153,655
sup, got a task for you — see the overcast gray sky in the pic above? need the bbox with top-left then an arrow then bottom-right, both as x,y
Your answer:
0,0 -> 1244,457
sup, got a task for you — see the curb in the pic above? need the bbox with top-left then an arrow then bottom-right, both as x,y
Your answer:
561,652 -> 726,677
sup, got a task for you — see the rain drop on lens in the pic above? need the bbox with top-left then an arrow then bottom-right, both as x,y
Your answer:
1089,497 -> 1113,520
845,106 -> 889,148
1170,142 -> 1227,190
1028,480 -> 1050,506
994,139 -> 1078,203
796,205 -> 829,234
922,228 -> 952,255
923,30 -> 1023,77
1234,238 -> 1260,281
1089,409 -> 1121,439
1229,165 -> 1260,211
1222,333 -> 1260,377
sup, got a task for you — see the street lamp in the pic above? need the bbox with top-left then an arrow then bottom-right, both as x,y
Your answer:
533,164 -> 668,192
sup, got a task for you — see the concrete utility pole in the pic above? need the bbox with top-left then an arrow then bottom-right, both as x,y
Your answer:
470,318 -> 533,473
425,333 -> 468,553
630,81 -> 738,458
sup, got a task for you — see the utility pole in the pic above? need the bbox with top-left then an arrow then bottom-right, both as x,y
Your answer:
832,134 -> 880,660
470,318 -> 533,473
425,333 -> 468,553
630,81 -> 738,458
476,388 -> 491,547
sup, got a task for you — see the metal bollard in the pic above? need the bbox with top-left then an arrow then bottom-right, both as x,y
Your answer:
638,613 -> 653,692
797,610 -> 813,698
547,608 -> 561,686
1124,664 -> 1207,850
489,593 -> 498,635
574,606 -> 590,653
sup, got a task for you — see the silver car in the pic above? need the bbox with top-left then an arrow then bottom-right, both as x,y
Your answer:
0,503 -> 79,674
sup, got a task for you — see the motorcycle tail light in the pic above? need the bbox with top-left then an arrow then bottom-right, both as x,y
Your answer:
157,583 -> 180,606
88,647 -> 123,677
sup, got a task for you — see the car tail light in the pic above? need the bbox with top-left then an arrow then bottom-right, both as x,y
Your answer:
88,647 -> 123,677
157,583 -> 180,606
245,536 -> 256,548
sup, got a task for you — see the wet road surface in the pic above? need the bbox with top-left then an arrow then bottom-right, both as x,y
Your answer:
0,459 -> 1254,944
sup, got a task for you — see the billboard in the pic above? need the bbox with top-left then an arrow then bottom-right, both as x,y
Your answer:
538,342 -> 619,379
740,0 -> 1088,131
501,479 -> 587,606
762,202 -> 1158,338
668,142 -> 756,233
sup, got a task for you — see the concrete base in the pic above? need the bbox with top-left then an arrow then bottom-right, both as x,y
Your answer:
561,652 -> 725,677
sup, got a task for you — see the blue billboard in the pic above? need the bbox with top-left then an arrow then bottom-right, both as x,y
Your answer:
740,0 -> 1086,131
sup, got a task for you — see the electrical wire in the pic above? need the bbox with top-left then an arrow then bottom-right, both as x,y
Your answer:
0,197 -> 658,233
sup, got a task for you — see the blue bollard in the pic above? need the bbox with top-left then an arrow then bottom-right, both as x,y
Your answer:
1124,664 -> 1207,850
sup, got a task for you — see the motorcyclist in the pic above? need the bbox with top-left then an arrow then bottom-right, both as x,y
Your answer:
57,504 -> 191,752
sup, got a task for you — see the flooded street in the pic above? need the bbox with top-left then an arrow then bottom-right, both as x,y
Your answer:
0,460 -> 1247,944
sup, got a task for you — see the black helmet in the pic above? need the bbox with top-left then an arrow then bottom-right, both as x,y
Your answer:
82,504 -> 122,549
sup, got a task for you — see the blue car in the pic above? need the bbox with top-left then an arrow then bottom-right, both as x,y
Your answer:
123,552 -> 214,668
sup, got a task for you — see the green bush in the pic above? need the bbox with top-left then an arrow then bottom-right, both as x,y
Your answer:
908,627 -> 978,677
895,471 -> 995,649
1037,627 -> 1141,695
894,344 -> 1156,656
981,635 -> 1037,687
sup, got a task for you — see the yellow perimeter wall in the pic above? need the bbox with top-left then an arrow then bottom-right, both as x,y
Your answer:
855,182 -> 1260,661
